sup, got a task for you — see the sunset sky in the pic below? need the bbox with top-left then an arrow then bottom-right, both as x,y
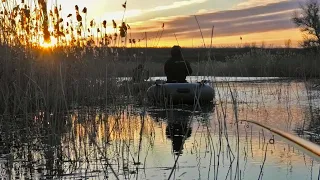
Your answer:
47,0 -> 311,47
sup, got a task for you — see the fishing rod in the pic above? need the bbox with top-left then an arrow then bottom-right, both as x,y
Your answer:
240,119 -> 320,161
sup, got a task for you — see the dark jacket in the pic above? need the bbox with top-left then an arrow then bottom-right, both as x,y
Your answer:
164,46 -> 192,83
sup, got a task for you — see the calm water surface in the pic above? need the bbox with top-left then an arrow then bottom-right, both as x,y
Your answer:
0,77 -> 320,180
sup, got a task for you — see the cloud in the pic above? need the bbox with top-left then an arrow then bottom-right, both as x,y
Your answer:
196,9 -> 210,14
128,0 -> 303,42
146,0 -> 207,12
99,0 -> 207,21
102,9 -> 143,21
234,0 -> 289,9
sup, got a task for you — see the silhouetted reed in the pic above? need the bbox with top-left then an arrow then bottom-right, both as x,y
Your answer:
0,1 -> 319,180
0,0 -> 136,47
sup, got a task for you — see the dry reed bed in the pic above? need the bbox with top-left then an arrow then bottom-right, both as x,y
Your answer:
0,52 -> 319,179
0,45 -> 148,117
1,45 -> 320,116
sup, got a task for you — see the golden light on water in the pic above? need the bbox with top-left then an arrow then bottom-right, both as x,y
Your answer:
70,110 -> 165,144
63,105 -> 317,171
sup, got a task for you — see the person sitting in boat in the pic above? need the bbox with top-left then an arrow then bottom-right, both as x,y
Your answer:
132,64 -> 149,82
164,45 -> 192,83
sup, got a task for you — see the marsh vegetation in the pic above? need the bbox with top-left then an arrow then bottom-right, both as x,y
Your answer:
0,0 -> 320,179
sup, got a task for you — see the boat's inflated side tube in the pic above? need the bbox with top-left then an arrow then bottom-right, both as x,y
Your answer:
146,82 -> 215,105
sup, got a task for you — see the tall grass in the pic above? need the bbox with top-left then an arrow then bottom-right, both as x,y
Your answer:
0,1 -> 319,180
0,0 -> 142,116
0,45 -> 117,115
0,60 -> 319,179
222,49 -> 320,77
0,0 -> 134,47
0,0 -> 319,116
3,42 -> 317,116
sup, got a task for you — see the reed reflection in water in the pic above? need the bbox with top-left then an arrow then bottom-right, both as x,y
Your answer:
0,80 -> 319,179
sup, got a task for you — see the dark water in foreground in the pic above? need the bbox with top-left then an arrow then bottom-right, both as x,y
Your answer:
0,77 -> 320,180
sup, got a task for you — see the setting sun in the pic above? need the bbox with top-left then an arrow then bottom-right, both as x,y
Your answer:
40,42 -> 55,48
39,36 -> 58,48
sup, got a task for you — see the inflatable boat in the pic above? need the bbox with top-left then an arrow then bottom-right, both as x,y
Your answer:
146,80 -> 215,105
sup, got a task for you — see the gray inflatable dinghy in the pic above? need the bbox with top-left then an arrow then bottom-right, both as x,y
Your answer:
146,80 -> 215,105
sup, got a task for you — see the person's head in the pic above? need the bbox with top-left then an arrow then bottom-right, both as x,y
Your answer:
171,45 -> 182,58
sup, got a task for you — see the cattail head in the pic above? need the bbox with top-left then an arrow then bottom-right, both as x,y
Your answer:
54,6 -> 58,15
75,5 -> 79,11
122,1 -> 127,8
121,22 -> 127,31
90,19 -> 94,27
24,8 -> 30,18
82,7 -> 87,14
76,12 -> 82,22
119,23 -> 127,38
67,14 -> 72,18
112,20 -> 117,29
103,20 -> 107,28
